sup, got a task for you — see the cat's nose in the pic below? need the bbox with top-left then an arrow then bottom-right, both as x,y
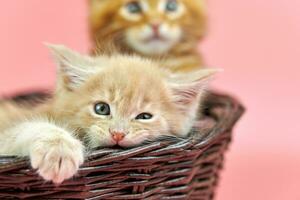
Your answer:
111,132 -> 125,142
151,23 -> 161,33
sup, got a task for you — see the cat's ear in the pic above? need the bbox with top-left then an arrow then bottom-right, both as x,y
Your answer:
46,43 -> 97,90
168,69 -> 220,111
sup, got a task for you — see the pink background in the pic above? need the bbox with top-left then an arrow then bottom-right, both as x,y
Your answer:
0,0 -> 299,199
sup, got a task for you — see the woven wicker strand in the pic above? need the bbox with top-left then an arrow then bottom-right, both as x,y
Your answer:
0,92 -> 244,200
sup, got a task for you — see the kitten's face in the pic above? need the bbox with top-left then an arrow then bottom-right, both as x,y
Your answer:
49,45 -> 215,148
120,0 -> 185,55
90,0 -> 206,55
75,64 -> 174,147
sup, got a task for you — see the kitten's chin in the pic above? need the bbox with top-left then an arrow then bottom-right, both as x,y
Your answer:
87,136 -> 136,149
125,33 -> 179,56
127,39 -> 175,56
117,140 -> 137,148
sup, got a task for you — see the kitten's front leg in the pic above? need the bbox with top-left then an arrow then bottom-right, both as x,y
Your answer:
3,121 -> 84,184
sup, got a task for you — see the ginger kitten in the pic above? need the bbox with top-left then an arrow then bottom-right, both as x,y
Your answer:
0,44 -> 216,184
89,0 -> 207,72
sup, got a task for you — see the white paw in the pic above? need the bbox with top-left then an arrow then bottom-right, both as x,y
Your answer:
30,129 -> 84,184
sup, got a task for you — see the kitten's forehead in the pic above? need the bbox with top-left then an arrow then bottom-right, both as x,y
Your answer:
87,56 -> 169,114
141,0 -> 161,9
104,57 -> 166,95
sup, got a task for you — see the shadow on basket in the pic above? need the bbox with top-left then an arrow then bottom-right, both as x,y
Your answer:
0,91 -> 244,200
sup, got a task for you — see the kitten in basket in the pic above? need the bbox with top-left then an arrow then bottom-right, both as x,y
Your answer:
89,0 -> 207,72
0,44 -> 217,184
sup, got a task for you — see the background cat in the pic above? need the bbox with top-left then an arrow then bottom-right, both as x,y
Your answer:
89,0 -> 207,72
0,44 -> 216,183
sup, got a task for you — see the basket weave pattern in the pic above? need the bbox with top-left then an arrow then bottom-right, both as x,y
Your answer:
0,92 -> 244,200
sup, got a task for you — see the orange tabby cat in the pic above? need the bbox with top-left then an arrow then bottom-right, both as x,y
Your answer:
0,44 -> 216,184
89,0 -> 207,72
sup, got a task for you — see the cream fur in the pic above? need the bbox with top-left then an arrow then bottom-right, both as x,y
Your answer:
0,119 -> 84,184
0,44 -> 217,184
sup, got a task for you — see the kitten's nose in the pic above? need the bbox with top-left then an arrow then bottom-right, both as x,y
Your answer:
111,132 -> 125,142
151,23 -> 160,33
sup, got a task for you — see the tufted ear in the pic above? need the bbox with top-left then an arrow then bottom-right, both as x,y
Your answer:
46,43 -> 98,91
168,69 -> 220,112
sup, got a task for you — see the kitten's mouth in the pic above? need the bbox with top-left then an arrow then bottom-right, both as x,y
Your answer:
113,140 -> 133,148
143,35 -> 168,43
111,139 -> 126,148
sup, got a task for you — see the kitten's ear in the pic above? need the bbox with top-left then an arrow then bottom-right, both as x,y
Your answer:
46,43 -> 97,90
168,69 -> 220,111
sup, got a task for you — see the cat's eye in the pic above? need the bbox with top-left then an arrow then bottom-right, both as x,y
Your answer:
166,0 -> 178,12
126,1 -> 142,14
94,102 -> 110,116
135,113 -> 153,120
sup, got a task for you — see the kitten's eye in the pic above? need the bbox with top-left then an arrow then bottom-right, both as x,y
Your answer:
94,102 -> 110,116
135,113 -> 153,120
166,0 -> 178,12
126,1 -> 142,14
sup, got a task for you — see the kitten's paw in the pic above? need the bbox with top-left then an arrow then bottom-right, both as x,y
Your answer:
30,129 -> 84,184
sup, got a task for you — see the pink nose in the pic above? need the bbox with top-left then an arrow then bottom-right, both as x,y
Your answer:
151,23 -> 160,33
111,132 -> 125,142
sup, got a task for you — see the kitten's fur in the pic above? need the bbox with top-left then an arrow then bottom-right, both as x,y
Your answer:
89,0 -> 207,72
0,44 -> 216,183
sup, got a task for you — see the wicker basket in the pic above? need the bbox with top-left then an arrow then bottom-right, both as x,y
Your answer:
0,91 -> 244,200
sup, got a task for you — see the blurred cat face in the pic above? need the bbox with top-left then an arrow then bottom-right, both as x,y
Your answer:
90,0 -> 206,56
49,45 -> 215,148
120,0 -> 185,55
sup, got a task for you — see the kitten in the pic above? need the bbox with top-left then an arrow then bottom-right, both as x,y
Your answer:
0,44 -> 217,184
89,0 -> 207,72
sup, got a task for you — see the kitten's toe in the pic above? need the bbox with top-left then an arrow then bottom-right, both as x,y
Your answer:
30,134 -> 84,184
